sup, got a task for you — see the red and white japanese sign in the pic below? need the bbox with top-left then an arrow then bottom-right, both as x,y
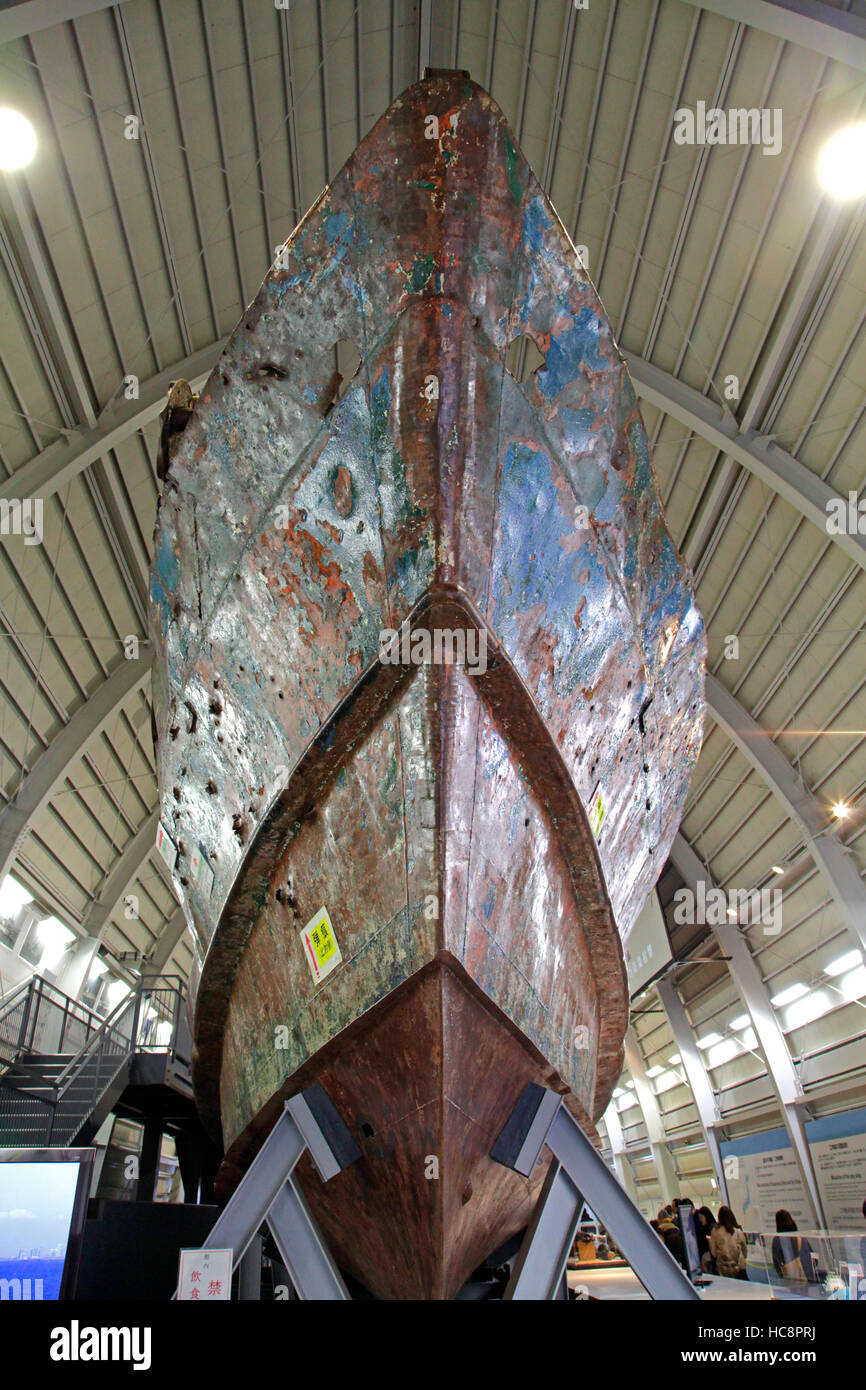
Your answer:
177,1247 -> 233,1301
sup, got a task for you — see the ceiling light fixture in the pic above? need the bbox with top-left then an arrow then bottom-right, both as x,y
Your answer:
786,990 -> 832,1030
825,949 -> 863,978
831,801 -> 851,820
839,965 -> 866,1001
771,982 -> 809,1008
0,108 -> 36,171
818,122 -> 866,200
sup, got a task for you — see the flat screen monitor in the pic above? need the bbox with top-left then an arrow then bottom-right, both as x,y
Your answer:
0,1147 -> 94,1301
677,1200 -> 703,1280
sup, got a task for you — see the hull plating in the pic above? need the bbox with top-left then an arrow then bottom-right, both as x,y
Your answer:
149,71 -> 705,1297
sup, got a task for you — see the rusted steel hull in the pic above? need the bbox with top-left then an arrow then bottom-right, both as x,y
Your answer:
149,71 -> 705,1299
219,962 -> 580,1301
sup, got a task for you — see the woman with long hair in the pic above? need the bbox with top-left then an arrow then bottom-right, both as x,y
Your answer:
695,1205 -> 717,1274
708,1205 -> 748,1279
771,1210 -> 818,1284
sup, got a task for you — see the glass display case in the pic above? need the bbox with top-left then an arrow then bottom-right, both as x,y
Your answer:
745,1229 -> 866,1299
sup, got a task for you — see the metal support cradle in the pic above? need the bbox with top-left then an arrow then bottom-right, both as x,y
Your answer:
491,1083 -> 700,1301
177,1083 -> 360,1300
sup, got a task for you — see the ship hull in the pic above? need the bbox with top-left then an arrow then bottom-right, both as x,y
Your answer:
218,960 -> 584,1301
149,70 -> 706,1298
197,634 -> 628,1298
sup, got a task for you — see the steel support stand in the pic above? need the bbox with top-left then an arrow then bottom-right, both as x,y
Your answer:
176,1083 -> 360,1300
239,1235 -> 262,1300
492,1083 -> 700,1301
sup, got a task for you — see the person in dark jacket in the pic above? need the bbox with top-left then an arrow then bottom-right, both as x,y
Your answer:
695,1205 -> 717,1274
656,1208 -> 685,1266
771,1210 -> 818,1283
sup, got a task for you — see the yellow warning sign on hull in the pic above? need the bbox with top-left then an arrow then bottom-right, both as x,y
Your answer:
299,906 -> 342,983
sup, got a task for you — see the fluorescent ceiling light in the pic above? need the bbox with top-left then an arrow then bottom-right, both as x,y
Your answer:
646,1065 -> 664,1078
770,982 -> 808,1008
0,875 -> 32,918
624,1080 -> 635,1089
667,1053 -> 681,1065
831,800 -> 851,820
654,1071 -> 679,1093
0,108 -> 36,171
785,990 -> 831,1030
741,1027 -> 758,1050
771,865 -> 784,875
696,1032 -> 722,1050
730,1014 -> 750,1031
617,1093 -> 639,1111
707,1038 -> 739,1068
839,965 -> 866,1001
612,1088 -> 624,1098
825,950 -> 863,978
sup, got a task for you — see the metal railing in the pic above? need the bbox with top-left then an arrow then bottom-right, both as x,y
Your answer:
0,974 -> 106,1070
0,974 -> 189,1145
135,976 -> 187,1056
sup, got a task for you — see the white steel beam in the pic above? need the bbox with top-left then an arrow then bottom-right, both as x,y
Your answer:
668,832 -> 828,1226
418,0 -> 432,74
655,976 -> 729,1203
602,1101 -> 641,1204
0,0 -> 124,44
0,656 -> 150,883
79,811 -> 158,939
145,907 -> 189,972
706,672 -> 866,955
682,0 -> 866,71
624,353 -> 866,571
624,1028 -> 680,1203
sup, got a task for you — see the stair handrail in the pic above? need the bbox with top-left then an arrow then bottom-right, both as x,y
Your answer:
0,973 -> 41,1067
33,974 -> 186,1100
0,972 -> 107,1039
51,989 -> 141,1100
0,974 -> 34,1020
2,976 -> 191,1146
0,973 -> 113,1074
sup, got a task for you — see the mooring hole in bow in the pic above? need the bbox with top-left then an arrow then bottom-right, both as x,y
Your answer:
318,338 -> 363,415
504,333 -> 546,384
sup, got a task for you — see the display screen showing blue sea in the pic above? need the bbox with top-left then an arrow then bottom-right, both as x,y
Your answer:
0,1161 -> 81,1300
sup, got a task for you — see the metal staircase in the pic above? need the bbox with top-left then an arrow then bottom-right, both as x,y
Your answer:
0,973 -> 191,1147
